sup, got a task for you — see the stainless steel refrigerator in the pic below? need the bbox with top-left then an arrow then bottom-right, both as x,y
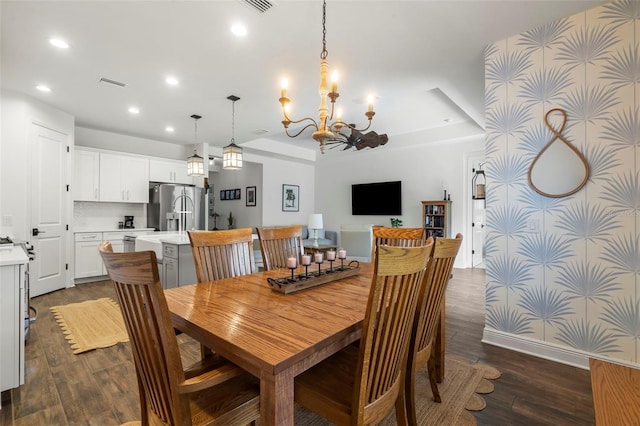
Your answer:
147,183 -> 205,231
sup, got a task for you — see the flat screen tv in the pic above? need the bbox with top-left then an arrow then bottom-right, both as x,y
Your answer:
352,181 -> 402,215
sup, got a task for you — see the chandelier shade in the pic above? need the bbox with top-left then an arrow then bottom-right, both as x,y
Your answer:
187,114 -> 205,177
223,95 -> 243,170
278,0 -> 376,154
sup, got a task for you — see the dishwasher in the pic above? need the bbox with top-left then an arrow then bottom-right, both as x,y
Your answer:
123,235 -> 136,252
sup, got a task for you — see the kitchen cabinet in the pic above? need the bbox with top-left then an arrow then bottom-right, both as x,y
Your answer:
74,230 -> 152,280
161,242 -> 196,289
74,149 -> 100,201
149,158 -> 193,185
74,232 -> 104,278
99,153 -> 149,203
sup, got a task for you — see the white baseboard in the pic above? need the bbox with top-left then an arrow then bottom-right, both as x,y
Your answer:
482,327 -> 640,370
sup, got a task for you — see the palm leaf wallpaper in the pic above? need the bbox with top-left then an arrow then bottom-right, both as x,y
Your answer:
485,0 -> 640,364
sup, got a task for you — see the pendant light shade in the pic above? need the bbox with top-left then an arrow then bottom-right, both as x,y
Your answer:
223,143 -> 243,170
223,95 -> 243,170
187,114 -> 205,176
187,151 -> 204,176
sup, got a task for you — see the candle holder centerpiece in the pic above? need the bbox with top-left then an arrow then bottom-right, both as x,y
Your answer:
267,249 -> 359,294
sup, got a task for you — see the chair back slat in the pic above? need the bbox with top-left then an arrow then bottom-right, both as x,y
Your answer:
371,226 -> 427,263
256,225 -> 304,270
188,228 -> 256,282
354,242 -> 433,424
99,242 -> 189,425
414,234 -> 463,356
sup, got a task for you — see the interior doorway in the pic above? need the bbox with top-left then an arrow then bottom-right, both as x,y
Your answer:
466,152 -> 485,269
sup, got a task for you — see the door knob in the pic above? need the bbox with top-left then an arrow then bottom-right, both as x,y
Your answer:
32,228 -> 46,236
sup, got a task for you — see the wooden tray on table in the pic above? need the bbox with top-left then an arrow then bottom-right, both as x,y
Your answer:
267,261 -> 360,294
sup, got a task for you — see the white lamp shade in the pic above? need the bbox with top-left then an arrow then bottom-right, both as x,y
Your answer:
308,213 -> 323,230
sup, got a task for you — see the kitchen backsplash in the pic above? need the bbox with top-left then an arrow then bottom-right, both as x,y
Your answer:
74,202 -> 146,231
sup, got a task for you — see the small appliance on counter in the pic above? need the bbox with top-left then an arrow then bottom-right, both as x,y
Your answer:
124,216 -> 135,229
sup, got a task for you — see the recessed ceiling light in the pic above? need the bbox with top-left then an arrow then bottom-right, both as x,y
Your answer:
165,126 -> 175,133
36,85 -> 51,92
165,76 -> 179,86
128,106 -> 140,114
231,23 -> 247,37
49,38 -> 69,49
444,118 -> 453,123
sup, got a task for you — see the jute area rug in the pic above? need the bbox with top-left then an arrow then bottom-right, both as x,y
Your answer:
50,297 -> 129,354
122,356 -> 499,426
290,355 -> 500,426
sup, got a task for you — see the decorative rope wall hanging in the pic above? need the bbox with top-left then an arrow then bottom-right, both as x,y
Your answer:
527,108 -> 590,198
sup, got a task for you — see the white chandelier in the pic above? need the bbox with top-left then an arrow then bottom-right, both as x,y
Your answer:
278,0 -> 376,154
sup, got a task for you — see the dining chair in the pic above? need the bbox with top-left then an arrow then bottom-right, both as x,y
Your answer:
405,234 -> 463,426
371,226 -> 427,262
256,225 -> 304,270
98,241 -> 260,426
294,242 -> 434,425
188,228 -> 256,282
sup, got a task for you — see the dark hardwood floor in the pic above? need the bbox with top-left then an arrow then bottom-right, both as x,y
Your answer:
1,267 -> 595,425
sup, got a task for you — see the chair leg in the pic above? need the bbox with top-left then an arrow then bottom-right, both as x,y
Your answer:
200,343 -> 213,359
428,353 -> 442,403
395,387 -> 409,426
405,363 -> 418,426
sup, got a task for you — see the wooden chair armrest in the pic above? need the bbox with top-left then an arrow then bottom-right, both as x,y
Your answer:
178,362 -> 245,394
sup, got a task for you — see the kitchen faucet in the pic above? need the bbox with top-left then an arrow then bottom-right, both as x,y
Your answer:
172,192 -> 195,232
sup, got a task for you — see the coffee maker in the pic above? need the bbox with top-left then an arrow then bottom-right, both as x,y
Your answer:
124,216 -> 134,229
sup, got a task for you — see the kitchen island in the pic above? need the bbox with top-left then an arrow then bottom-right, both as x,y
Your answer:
134,233 -> 194,289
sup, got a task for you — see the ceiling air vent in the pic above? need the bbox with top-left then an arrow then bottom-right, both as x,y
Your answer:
240,0 -> 275,14
98,77 -> 126,88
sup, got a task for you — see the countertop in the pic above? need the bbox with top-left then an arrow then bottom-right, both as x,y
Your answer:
0,246 -> 29,267
74,228 -> 156,234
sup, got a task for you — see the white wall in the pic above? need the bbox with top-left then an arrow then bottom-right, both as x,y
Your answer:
314,132 -> 484,267
1,90 -> 75,285
1,91 -> 74,241
245,151 -> 315,227
210,161 -> 262,230
76,126 -> 191,160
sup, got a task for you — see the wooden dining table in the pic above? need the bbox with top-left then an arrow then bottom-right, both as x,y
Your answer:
164,262 -> 446,425
164,263 -> 371,425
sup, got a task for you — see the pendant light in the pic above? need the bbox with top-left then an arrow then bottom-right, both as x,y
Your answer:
223,95 -> 243,170
472,163 -> 486,199
187,114 -> 205,176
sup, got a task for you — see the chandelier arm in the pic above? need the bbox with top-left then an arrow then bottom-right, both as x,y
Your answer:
282,112 -> 319,127
330,118 -> 373,133
284,122 -> 320,138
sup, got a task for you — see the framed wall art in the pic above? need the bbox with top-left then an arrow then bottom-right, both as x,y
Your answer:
246,186 -> 256,207
282,184 -> 299,212
220,189 -> 241,200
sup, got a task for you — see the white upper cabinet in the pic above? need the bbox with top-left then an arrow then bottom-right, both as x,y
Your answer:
99,153 -> 149,203
74,149 -> 100,201
149,158 -> 193,185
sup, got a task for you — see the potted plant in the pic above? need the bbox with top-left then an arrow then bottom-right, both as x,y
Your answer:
227,211 -> 234,229
390,217 -> 403,228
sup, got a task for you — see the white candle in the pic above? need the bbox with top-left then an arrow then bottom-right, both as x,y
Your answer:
314,252 -> 323,263
287,257 -> 297,269
302,254 -> 311,265
338,249 -> 347,259
326,250 -> 336,261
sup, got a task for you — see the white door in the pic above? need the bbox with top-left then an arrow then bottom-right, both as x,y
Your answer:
30,124 -> 69,296
472,199 -> 485,268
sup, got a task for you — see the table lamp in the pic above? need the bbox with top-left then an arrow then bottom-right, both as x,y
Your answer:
308,213 -> 324,247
